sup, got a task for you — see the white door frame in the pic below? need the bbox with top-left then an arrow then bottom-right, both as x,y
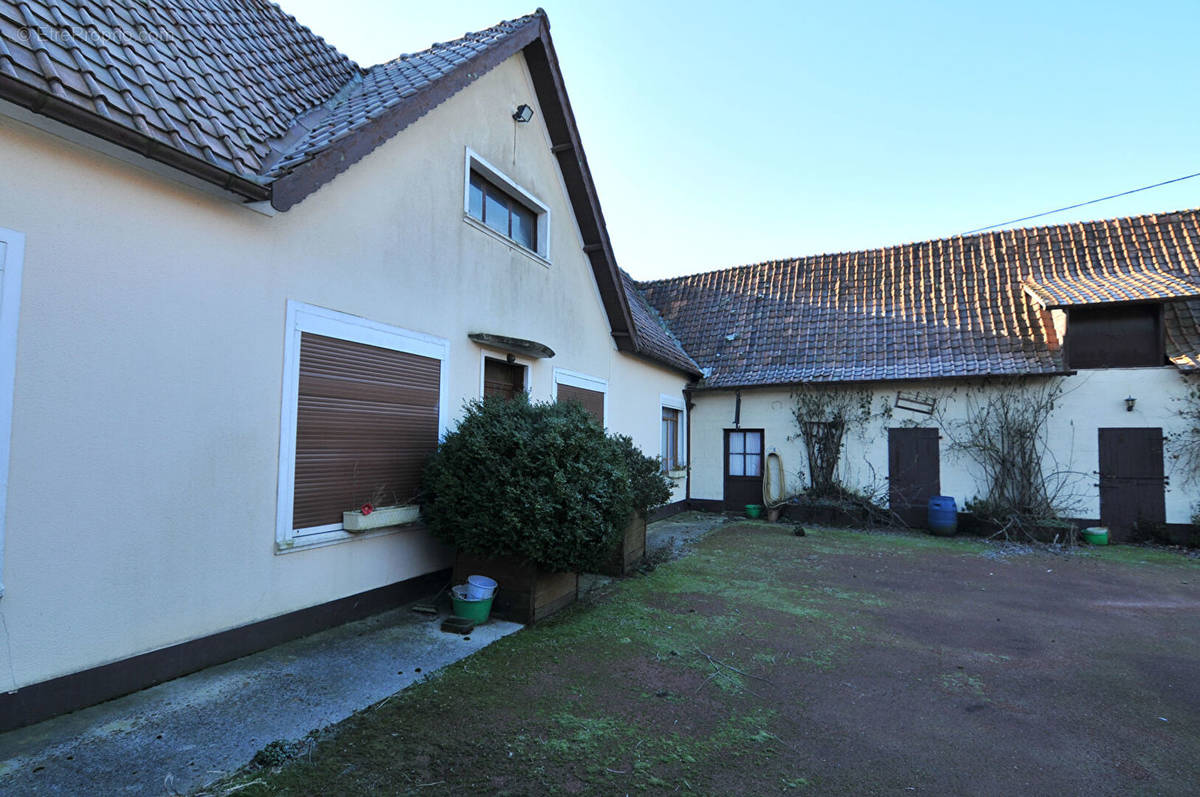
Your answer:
0,228 -> 26,598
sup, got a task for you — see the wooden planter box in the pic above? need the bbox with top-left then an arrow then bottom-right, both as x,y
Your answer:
598,512 -> 646,577
453,552 -> 578,625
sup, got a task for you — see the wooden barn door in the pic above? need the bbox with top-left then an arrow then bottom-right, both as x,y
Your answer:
1098,428 -> 1166,542
888,428 -> 940,527
724,429 -> 764,511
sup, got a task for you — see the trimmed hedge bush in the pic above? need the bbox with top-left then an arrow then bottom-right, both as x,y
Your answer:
421,395 -> 669,573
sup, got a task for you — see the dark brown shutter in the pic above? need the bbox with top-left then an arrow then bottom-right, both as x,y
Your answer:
293,332 -> 440,530
557,383 -> 604,424
483,358 -> 525,399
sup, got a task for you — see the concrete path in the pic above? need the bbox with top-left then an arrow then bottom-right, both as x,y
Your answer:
0,598 -> 521,795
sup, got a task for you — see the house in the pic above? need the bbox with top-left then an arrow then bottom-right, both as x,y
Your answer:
0,3 -> 698,730
2,1 -> 1199,736
638,212 -> 1200,541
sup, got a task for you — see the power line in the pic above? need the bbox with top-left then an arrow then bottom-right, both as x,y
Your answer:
962,170 -> 1200,235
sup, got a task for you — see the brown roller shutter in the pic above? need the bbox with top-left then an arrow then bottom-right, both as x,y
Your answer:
557,383 -> 604,424
293,332 -> 440,531
483,358 -> 526,399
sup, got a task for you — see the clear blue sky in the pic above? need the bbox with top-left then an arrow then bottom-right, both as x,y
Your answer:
277,0 -> 1200,281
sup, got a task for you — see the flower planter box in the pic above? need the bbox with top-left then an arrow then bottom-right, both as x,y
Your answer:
342,504 -> 420,532
453,552 -> 578,625
597,512 -> 646,577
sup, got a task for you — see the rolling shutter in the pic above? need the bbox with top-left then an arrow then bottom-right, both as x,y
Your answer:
292,332 -> 440,530
557,383 -> 604,424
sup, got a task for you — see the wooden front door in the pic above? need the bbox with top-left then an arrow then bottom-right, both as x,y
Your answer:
1098,428 -> 1166,542
724,429 -> 764,511
888,427 -> 940,527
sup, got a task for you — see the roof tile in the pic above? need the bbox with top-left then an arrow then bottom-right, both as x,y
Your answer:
639,210 -> 1200,387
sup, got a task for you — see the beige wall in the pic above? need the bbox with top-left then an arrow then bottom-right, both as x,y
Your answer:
690,368 -> 1197,523
0,54 -> 688,688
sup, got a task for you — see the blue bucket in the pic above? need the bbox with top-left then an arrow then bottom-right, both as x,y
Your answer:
928,496 -> 958,536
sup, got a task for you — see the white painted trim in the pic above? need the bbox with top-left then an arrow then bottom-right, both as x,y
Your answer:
478,349 -> 534,399
552,368 -> 609,425
275,301 -> 450,553
0,229 -> 23,598
463,147 -> 551,260
660,392 -> 687,470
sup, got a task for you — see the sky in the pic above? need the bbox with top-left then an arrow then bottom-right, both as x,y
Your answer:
276,0 -> 1200,281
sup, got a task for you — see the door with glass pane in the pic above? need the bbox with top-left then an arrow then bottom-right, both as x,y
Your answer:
723,429 -> 764,511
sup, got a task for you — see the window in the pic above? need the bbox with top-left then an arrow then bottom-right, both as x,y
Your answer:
483,357 -> 527,399
553,368 -> 607,425
661,407 -> 681,471
464,149 -> 550,260
469,172 -> 537,250
1066,304 -> 1164,369
660,394 -> 686,474
276,302 -> 450,551
727,430 -> 763,477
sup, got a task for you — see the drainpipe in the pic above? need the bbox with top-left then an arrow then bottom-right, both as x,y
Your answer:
683,387 -> 695,504
734,389 -> 742,429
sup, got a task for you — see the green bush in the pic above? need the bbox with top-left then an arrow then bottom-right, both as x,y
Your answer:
610,433 -> 673,518
421,395 -> 661,572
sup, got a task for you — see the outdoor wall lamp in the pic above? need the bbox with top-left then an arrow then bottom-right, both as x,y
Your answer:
512,104 -> 534,123
1125,396 -> 1136,412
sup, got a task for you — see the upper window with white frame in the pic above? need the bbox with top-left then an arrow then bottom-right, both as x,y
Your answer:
276,302 -> 450,551
464,149 -> 550,261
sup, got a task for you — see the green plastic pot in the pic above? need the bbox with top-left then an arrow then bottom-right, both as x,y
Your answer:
745,504 -> 763,519
1081,527 -> 1109,546
451,594 -> 494,623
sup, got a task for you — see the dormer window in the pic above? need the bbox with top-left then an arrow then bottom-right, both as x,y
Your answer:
1065,303 -> 1165,369
463,149 -> 550,261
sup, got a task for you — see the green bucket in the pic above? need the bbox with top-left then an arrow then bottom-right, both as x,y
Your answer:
745,504 -> 763,519
451,592 -> 494,623
1081,527 -> 1109,546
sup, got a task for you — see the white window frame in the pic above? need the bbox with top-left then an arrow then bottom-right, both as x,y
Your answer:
463,147 -> 551,264
552,368 -> 608,425
478,349 -> 533,398
661,393 -> 687,475
275,301 -> 450,553
0,228 -> 24,598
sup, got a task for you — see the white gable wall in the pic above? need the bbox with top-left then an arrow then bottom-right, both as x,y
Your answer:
690,367 -> 1196,524
0,54 -> 688,690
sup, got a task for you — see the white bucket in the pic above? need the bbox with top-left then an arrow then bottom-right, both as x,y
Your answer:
466,575 -> 498,600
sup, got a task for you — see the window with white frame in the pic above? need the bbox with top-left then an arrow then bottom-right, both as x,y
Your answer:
464,148 -> 550,260
661,394 -> 686,473
276,302 -> 450,551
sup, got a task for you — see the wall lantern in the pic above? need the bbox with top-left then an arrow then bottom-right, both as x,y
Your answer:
512,104 -> 534,123
1125,396 -> 1136,412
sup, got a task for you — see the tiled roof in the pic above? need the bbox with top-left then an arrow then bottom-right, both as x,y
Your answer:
1023,271 -> 1200,308
638,210 -> 1200,388
0,1 -> 542,204
1166,300 -> 1200,372
0,0 -> 360,183
621,270 -> 702,376
266,14 -> 540,179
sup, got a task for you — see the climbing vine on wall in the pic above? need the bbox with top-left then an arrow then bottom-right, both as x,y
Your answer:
932,378 -> 1082,541
789,387 -> 889,497
1168,376 -> 1200,484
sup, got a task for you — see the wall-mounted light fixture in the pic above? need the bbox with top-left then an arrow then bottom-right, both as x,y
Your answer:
1125,395 -> 1136,412
512,104 -> 534,123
